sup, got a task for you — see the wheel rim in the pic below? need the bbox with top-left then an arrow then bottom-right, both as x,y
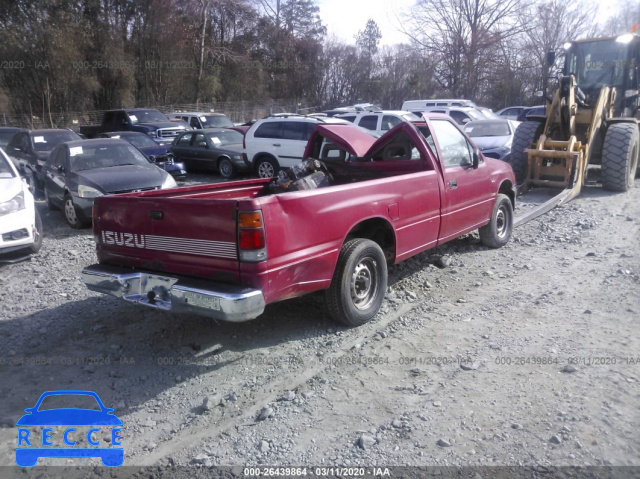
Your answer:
258,161 -> 275,178
350,257 -> 379,310
220,160 -> 232,177
64,198 -> 77,225
496,206 -> 508,239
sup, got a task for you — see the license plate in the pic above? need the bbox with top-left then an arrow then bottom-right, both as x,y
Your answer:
184,292 -> 220,310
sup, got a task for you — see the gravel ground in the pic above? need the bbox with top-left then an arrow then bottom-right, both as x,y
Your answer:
0,171 -> 639,478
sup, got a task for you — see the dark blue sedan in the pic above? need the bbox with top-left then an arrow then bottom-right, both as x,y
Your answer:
99,131 -> 187,181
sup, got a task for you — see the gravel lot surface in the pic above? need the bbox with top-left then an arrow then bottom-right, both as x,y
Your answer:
0,171 -> 638,478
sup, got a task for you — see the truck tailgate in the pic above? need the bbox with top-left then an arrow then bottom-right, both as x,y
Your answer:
93,195 -> 241,283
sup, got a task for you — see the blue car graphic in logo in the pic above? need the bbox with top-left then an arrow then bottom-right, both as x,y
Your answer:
16,390 -> 123,467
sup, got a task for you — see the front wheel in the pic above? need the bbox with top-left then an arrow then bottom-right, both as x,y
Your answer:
63,194 -> 87,229
28,210 -> 43,254
508,121 -> 544,184
255,157 -> 279,179
601,123 -> 639,192
479,193 -> 513,248
218,157 -> 236,179
325,239 -> 388,327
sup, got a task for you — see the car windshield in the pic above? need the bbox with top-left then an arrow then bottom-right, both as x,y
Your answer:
464,122 -> 511,137
206,130 -> 243,146
127,110 -> 167,124
0,152 -> 16,178
70,143 -> 151,171
200,115 -> 234,128
32,131 -> 81,152
120,134 -> 159,148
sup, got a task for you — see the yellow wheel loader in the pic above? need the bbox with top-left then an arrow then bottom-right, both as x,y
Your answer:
510,31 -> 640,226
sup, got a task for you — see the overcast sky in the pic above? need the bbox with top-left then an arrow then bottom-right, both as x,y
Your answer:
317,0 -> 416,46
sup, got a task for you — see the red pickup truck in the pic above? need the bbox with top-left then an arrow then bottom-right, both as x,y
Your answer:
82,117 -> 516,326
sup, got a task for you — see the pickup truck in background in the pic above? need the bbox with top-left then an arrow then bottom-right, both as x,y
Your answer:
82,116 -> 516,326
79,109 -> 188,145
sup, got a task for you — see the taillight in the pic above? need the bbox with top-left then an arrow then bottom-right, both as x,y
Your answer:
238,211 -> 267,262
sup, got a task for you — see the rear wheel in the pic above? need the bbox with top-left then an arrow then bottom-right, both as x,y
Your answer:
508,121 -> 544,183
325,239 -> 387,327
255,156 -> 279,179
218,157 -> 236,179
601,123 -> 639,192
479,194 -> 513,248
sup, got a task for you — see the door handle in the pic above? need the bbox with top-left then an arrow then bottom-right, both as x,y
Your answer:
273,144 -> 281,147
449,179 -> 458,189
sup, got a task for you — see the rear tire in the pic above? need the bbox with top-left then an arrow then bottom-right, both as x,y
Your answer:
479,194 -> 513,248
601,123 -> 639,192
325,239 -> 387,327
218,157 -> 236,179
508,121 -> 544,183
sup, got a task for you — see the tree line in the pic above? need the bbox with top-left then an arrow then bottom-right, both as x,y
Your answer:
0,0 -> 638,124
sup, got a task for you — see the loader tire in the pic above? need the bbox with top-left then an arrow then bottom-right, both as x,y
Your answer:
508,121 -> 544,184
601,123 -> 639,192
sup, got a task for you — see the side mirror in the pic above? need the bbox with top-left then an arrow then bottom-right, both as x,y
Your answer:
198,141 -> 208,148
472,150 -> 480,169
546,50 -> 556,66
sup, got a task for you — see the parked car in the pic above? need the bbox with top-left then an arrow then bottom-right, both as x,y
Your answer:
0,127 -> 26,150
401,99 -> 477,110
5,129 -> 82,194
170,128 -> 248,179
463,119 -> 520,161
43,138 -> 177,228
79,109 -> 188,145
167,112 -> 234,130
243,115 -> 349,178
496,106 -> 527,120
516,105 -> 546,122
0,148 -> 42,257
98,131 -> 187,181
415,107 -> 485,126
334,110 -> 422,136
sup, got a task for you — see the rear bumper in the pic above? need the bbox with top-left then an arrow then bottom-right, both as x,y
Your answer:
82,264 -> 265,322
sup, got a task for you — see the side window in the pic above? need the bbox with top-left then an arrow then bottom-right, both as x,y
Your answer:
194,133 -> 207,147
7,133 -> 24,152
103,111 -> 115,126
20,134 -> 31,152
282,122 -> 308,141
430,120 -> 473,168
254,121 -> 282,139
340,116 -> 357,123
50,147 -> 66,168
114,112 -> 128,127
189,117 -> 200,129
358,115 -> 379,131
176,133 -> 193,146
382,115 -> 402,131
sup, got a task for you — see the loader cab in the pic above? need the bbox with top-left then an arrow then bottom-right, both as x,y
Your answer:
563,33 -> 640,117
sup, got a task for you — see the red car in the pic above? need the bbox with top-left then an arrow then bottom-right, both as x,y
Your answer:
83,116 -> 516,326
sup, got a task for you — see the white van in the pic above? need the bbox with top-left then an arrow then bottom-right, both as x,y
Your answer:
401,99 -> 477,111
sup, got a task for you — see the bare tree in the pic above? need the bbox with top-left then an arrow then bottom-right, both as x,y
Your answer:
404,0 -> 525,99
